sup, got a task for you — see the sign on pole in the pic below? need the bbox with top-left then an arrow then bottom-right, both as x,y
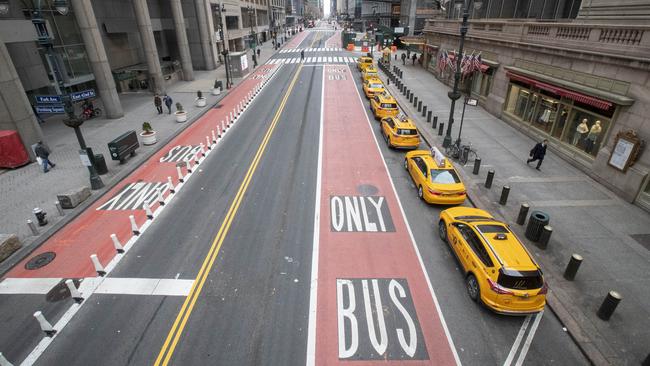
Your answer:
465,98 -> 478,106
35,105 -> 65,114
35,95 -> 62,104
69,89 -> 96,102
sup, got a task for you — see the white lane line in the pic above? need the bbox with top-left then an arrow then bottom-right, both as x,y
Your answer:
305,64 -> 325,366
0,278 -> 62,294
503,315 -> 532,366
514,311 -> 544,366
350,64 -> 462,365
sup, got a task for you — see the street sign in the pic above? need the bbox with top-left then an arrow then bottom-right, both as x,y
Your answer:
35,95 -> 61,104
35,105 -> 65,114
466,98 -> 478,106
69,89 -> 96,102
79,150 -> 92,167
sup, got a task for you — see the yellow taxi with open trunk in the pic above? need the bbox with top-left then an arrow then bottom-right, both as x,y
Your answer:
404,147 -> 466,204
380,115 -> 420,149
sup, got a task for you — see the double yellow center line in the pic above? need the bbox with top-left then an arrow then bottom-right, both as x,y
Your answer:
154,64 -> 304,366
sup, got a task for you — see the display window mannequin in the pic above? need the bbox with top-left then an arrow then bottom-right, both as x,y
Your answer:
585,120 -> 602,154
573,118 -> 589,146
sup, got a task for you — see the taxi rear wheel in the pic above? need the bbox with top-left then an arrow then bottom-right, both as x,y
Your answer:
466,274 -> 480,302
438,220 -> 447,243
418,185 -> 423,200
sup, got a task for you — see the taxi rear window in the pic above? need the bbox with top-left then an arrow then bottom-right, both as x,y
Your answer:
397,129 -> 417,135
430,169 -> 460,184
370,83 -> 383,89
478,225 -> 509,233
381,103 -> 397,109
498,270 -> 543,290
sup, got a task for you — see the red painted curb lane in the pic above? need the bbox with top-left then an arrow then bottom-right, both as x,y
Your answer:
325,30 -> 341,49
314,65 -> 457,365
4,65 -> 278,280
285,31 -> 309,49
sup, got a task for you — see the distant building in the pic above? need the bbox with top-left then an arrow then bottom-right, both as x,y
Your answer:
423,0 -> 650,210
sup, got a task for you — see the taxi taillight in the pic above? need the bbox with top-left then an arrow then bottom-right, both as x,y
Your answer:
488,278 -> 514,295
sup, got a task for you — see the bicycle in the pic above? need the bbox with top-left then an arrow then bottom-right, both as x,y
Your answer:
445,141 -> 479,165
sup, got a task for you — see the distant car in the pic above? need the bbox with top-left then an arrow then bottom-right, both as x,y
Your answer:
404,148 -> 466,204
380,115 -> 420,149
363,77 -> 385,98
361,65 -> 378,81
370,91 -> 399,120
357,56 -> 373,71
438,207 -> 547,315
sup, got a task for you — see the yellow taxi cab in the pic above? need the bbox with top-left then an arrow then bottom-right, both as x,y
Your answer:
380,115 -> 420,149
361,65 -> 378,81
438,207 -> 547,315
404,147 -> 466,204
363,77 -> 385,98
357,56 -> 374,71
370,91 -> 399,120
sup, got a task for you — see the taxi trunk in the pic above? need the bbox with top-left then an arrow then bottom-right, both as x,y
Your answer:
484,269 -> 546,314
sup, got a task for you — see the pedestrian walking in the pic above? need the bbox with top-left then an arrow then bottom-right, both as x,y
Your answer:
252,54 -> 258,68
527,139 -> 548,170
154,94 -> 163,114
163,94 -> 173,114
300,49 -> 305,60
406,49 -> 411,59
411,53 -> 417,65
34,140 -> 55,173
401,52 -> 406,65
256,48 -> 261,58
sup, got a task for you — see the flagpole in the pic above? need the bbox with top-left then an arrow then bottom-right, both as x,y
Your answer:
443,0 -> 472,148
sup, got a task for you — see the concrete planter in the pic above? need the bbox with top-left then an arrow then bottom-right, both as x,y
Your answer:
140,131 -> 157,145
175,111 -> 187,122
212,87 -> 221,96
195,97 -> 206,107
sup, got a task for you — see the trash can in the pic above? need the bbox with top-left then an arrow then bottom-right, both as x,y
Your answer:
525,211 -> 549,242
215,80 -> 223,90
94,153 -> 108,175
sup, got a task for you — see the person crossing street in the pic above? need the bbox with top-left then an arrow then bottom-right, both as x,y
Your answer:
300,49 -> 305,61
527,139 -> 548,170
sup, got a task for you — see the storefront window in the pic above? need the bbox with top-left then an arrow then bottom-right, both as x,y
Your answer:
563,109 -> 610,157
524,93 -> 539,123
505,83 -> 532,119
532,95 -> 559,134
552,105 -> 570,139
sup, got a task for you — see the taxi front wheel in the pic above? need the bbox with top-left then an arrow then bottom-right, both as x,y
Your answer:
466,274 -> 480,302
438,220 -> 447,243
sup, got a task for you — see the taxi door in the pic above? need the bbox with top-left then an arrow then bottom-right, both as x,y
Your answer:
448,223 -> 471,271
382,117 -> 395,140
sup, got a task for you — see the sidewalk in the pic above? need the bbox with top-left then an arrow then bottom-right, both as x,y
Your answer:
0,38 -> 282,269
377,62 -> 650,365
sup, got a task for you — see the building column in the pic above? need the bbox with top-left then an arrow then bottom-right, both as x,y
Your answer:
408,0 -> 416,36
133,0 -> 165,94
170,0 -> 194,80
0,37 -> 43,159
195,0 -> 216,70
71,0 -> 123,118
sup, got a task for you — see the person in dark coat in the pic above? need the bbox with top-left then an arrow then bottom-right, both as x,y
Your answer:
256,48 -> 261,58
154,94 -> 163,114
527,139 -> 548,170
163,94 -> 173,114
34,140 -> 55,173
411,53 -> 417,65
401,52 -> 406,65
300,49 -> 305,60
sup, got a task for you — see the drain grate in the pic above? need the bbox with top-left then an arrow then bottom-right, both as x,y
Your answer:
25,251 -> 56,270
46,279 -> 81,302
357,184 -> 379,196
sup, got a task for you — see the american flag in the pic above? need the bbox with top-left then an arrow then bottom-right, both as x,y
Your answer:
438,50 -> 448,72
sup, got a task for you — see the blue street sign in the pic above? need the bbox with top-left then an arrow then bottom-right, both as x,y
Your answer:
35,95 -> 62,104
35,105 -> 65,114
69,89 -> 96,102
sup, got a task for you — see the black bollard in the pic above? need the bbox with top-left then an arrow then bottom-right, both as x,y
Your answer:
499,186 -> 510,205
433,115 -> 438,128
410,93 -> 414,103
414,96 -> 418,107
485,170 -> 495,188
538,225 -> 553,249
472,157 -> 481,175
427,110 -> 432,122
516,203 -> 530,225
407,90 -> 411,99
563,254 -> 583,281
438,122 -> 444,136
387,77 -> 390,85
400,70 -> 403,78
597,291 -> 622,321
422,105 -> 427,117
418,100 -> 422,112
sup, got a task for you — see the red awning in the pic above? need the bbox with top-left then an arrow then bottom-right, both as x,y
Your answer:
447,54 -> 490,73
506,72 -> 613,110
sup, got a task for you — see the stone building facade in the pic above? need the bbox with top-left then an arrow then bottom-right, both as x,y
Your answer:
423,2 -> 650,210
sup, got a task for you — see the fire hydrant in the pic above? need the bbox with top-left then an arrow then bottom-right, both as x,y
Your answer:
33,207 -> 48,226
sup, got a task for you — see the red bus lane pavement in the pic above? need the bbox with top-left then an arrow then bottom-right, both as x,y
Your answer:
3,64 -> 280,280
285,30 -> 309,49
307,65 -> 460,365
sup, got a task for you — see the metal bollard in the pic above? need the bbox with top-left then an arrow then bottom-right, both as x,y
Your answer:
0,352 -> 13,366
110,233 -> 124,253
418,100 -> 422,112
27,220 -> 39,236
433,115 -> 438,128
414,96 -> 418,107
427,110 -> 432,122
55,201 -> 64,216
499,186 -> 510,205
438,122 -> 444,136
473,158 -> 481,175
516,203 -> 530,225
485,170 -> 495,188
65,279 -> 83,303
422,105 -> 427,117
597,291 -> 622,321
538,225 -> 553,249
563,254 -> 583,281
90,254 -> 106,276
33,311 -> 56,336
410,93 -> 414,103
406,89 -> 410,99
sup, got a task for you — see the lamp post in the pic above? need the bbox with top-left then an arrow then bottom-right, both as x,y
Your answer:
216,3 -> 231,89
442,0 -> 471,148
25,0 -> 105,189
246,5 -> 257,58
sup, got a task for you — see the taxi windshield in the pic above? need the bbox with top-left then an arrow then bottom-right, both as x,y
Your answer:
381,103 -> 397,109
370,83 -> 383,89
397,129 -> 417,135
430,169 -> 460,184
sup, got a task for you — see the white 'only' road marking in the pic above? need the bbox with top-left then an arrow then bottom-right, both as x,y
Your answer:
503,310 -> 544,366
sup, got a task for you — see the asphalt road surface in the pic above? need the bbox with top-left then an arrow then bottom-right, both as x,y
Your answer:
0,24 -> 589,366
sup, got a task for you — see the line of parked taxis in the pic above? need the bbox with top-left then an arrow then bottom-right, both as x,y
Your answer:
357,56 -> 547,315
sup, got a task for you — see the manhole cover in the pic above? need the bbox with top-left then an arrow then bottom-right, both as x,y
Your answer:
46,279 -> 81,302
357,184 -> 378,196
25,252 -> 56,270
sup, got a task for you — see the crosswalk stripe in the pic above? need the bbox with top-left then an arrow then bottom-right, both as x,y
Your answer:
307,57 -> 313,63
327,57 -> 332,63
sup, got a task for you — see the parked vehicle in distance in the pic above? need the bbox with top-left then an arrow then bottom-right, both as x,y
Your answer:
370,91 -> 399,120
363,77 -> 385,98
357,56 -> 374,71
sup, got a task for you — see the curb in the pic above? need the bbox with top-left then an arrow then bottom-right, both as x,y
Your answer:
378,67 -> 612,366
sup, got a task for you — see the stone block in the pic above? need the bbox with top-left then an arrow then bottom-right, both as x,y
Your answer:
57,186 -> 91,209
0,234 -> 21,262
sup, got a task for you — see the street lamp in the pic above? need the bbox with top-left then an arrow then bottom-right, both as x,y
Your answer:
246,5 -> 257,61
442,0 -> 471,148
215,3 -> 231,89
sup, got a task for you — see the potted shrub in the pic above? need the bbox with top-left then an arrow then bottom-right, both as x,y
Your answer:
175,102 -> 187,122
195,90 -> 206,107
212,80 -> 221,95
140,122 -> 157,145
